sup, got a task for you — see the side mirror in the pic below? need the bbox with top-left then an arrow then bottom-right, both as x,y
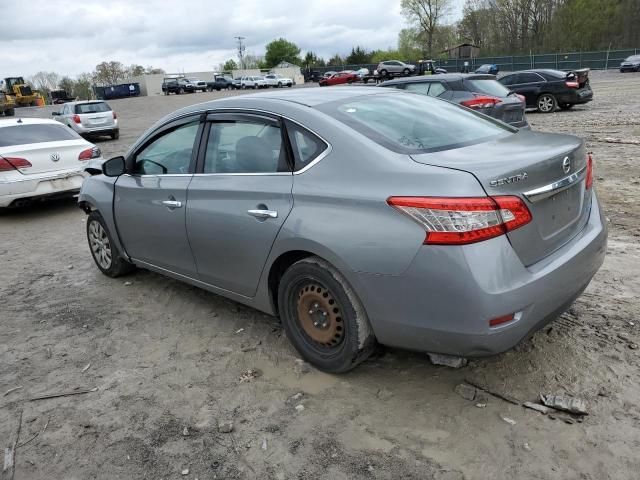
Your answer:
102,156 -> 126,177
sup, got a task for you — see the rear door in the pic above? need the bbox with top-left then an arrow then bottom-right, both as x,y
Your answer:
512,72 -> 545,106
114,115 -> 202,275
186,112 -> 293,296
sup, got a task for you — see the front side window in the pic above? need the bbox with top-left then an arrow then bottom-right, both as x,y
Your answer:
499,75 -> 515,86
133,122 -> 199,175
203,120 -> 286,174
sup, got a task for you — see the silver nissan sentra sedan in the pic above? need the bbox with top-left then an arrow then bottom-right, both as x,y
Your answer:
78,88 -> 607,373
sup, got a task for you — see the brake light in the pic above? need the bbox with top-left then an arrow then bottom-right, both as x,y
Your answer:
489,314 -> 515,327
516,94 -> 525,103
461,95 -> 503,109
387,196 -> 532,245
585,153 -> 593,189
112,111 -> 117,120
0,156 -> 32,172
72,114 -> 81,124
78,146 -> 102,161
565,81 -> 579,88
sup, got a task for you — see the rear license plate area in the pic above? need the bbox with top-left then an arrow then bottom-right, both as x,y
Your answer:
538,184 -> 583,238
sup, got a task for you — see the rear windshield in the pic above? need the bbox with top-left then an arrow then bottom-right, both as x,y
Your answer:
0,124 -> 79,147
318,94 -> 513,154
464,78 -> 512,98
75,102 -> 111,114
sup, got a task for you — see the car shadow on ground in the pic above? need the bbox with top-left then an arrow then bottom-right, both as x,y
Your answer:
0,196 -> 79,217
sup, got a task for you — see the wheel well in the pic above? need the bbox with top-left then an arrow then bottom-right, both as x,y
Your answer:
78,200 -> 95,214
268,250 -> 315,315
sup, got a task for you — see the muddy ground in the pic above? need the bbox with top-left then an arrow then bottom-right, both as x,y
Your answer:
1,71 -> 639,480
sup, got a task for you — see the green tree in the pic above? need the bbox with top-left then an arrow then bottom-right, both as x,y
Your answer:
327,54 -> 344,66
370,49 -> 403,63
264,38 -> 302,67
303,51 -> 325,67
145,66 -> 165,74
73,73 -> 93,100
222,59 -> 238,71
59,77 -> 76,96
94,61 -> 126,85
126,64 -> 146,77
401,0 -> 452,57
345,46 -> 372,64
398,28 -> 424,60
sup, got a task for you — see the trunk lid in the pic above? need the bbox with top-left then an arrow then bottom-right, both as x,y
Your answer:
6,140 -> 90,174
78,111 -> 115,128
411,131 -> 592,266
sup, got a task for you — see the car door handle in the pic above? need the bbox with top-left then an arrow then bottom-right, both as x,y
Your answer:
247,209 -> 278,219
162,200 -> 183,208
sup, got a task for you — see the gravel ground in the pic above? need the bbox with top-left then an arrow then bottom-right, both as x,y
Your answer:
1,71 -> 639,480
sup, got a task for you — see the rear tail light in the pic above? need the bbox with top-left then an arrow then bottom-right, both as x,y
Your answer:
585,153 -> 593,189
489,313 -> 515,327
72,114 -> 81,124
461,95 -> 503,109
565,81 -> 579,88
112,111 -> 117,120
387,196 -> 532,245
78,146 -> 102,161
516,94 -> 526,103
0,156 -> 32,172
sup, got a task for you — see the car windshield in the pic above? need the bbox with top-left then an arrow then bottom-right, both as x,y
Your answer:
0,124 -> 79,146
75,102 -> 111,114
464,78 -> 512,98
625,55 -> 640,62
318,93 -> 514,154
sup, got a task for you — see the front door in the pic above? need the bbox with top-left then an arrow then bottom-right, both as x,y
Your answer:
115,117 -> 202,275
186,113 -> 293,297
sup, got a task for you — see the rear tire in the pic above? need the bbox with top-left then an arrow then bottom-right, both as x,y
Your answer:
278,256 -> 376,373
87,211 -> 135,278
379,69 -> 388,77
110,130 -> 120,140
559,103 -> 574,110
403,68 -> 410,76
536,93 -> 557,113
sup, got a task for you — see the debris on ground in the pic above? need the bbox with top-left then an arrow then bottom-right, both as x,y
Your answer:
427,353 -> 468,369
540,394 -> 588,415
3,386 -> 22,397
465,378 -> 521,405
475,401 -> 487,408
181,468 -> 189,475
235,328 -> 245,334
523,402 -> 553,414
81,363 -> 91,373
239,369 -> 261,383
261,438 -> 268,450
502,417 -> 517,426
29,387 -> 98,402
289,392 -> 303,403
293,358 -> 312,375
123,281 -> 132,286
218,421 -> 234,433
182,426 -> 190,436
523,443 -> 532,452
295,404 -> 305,412
600,137 -> 640,145
454,383 -> 476,401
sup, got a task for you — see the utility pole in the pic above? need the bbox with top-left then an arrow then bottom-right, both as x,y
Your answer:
235,36 -> 246,69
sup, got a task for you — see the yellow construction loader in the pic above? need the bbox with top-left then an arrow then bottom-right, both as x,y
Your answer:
3,77 -> 44,107
0,91 -> 16,116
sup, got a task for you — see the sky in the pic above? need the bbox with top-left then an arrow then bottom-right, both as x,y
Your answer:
0,0 -> 464,78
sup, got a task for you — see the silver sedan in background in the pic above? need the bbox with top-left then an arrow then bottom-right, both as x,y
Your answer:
52,100 -> 119,140
78,88 -> 607,372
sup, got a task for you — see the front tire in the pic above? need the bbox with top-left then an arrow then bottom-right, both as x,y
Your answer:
110,130 -> 120,140
379,69 -> 388,77
87,211 -> 134,278
403,68 -> 410,76
536,93 -> 557,113
278,257 -> 376,373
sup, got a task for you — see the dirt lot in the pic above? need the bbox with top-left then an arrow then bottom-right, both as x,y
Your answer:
2,71 -> 639,480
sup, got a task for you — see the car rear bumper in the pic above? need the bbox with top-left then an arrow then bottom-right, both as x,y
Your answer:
75,125 -> 119,135
557,89 -> 593,105
352,191 -> 607,356
0,168 -> 89,207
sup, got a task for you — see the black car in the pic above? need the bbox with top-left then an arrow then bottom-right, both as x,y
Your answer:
206,76 -> 237,91
498,69 -> 592,113
475,64 -> 499,75
379,73 -> 528,128
620,55 -> 640,73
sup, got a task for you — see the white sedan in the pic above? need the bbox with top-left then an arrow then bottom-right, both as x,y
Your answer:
0,118 -> 103,208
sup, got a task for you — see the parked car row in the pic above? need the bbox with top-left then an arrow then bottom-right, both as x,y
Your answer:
162,74 -> 295,94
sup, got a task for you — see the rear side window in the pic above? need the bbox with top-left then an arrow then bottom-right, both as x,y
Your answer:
75,102 -> 111,114
516,73 -> 544,83
0,124 -> 78,146
464,79 -> 512,98
404,83 -> 431,95
319,94 -> 513,154
285,121 -> 328,171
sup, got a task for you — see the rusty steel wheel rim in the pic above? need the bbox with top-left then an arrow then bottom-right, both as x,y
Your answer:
296,282 -> 344,347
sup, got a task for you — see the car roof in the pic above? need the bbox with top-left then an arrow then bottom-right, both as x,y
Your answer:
381,73 -> 495,86
0,117 -> 60,128
65,100 -> 107,106
509,69 -> 565,76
